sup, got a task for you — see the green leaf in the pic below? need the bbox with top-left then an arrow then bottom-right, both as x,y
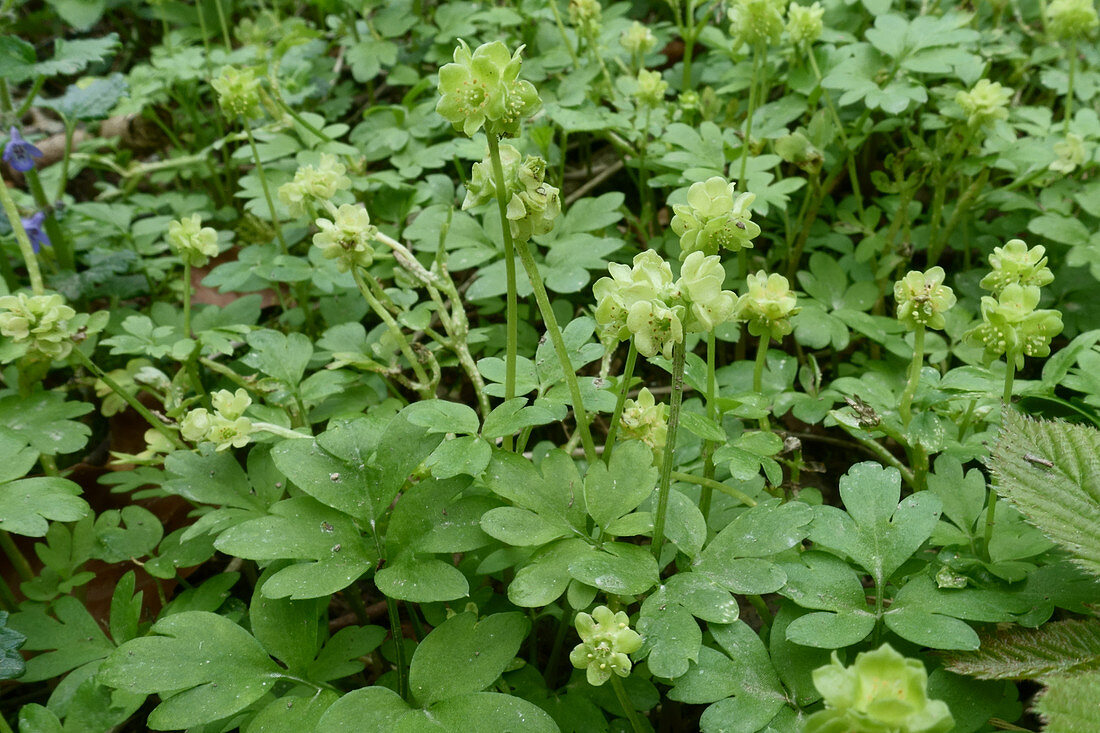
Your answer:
99,612 -> 283,730
43,0 -> 108,30
109,571 -> 142,646
244,329 -> 314,387
214,496 -> 376,599
507,538 -> 589,607
408,612 -> 528,706
0,611 -> 26,681
927,454 -> 986,536
480,506 -> 570,546
583,441 -> 658,528
34,34 -> 119,76
0,36 -> 37,83
779,552 -> 876,648
385,475 -> 489,555
638,586 -> 702,679
701,621 -> 787,731
316,687 -> 413,730
484,449 -> 586,533
425,435 -> 492,479
307,625 -> 386,682
1036,669 -> 1100,732
990,411 -> 1100,575
0,392 -> 93,456
0,477 -> 88,537
17,704 -> 61,733
809,462 -> 942,583
668,645 -> 738,704
679,411 -> 727,443
38,73 -> 126,120
405,400 -> 480,435
481,398 -> 567,439
9,596 -> 113,682
0,430 -> 39,483
374,553 -> 469,602
246,690 -> 339,733
942,619 -> 1100,680
665,573 -> 740,624
250,566 -> 326,674
567,541 -> 660,596
93,505 -> 163,562
400,692 -> 559,732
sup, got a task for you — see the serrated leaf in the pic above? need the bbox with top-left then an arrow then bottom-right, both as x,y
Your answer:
990,412 -> 1100,575
99,612 -> 283,730
38,73 -> 126,120
0,611 -> 26,681
942,619 -> 1100,680
1036,669 -> 1100,733
33,34 -> 119,77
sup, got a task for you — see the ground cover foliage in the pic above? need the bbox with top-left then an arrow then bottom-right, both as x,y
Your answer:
1,0 -> 1100,730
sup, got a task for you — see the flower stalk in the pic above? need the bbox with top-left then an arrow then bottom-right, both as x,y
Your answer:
652,340 -> 686,561
486,134 -> 520,450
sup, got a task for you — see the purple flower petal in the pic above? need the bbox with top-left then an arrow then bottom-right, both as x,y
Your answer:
3,127 -> 44,173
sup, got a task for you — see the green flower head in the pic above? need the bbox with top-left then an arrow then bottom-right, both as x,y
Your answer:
738,271 -> 799,340
1046,0 -> 1099,40
786,1 -> 825,46
805,644 -> 954,733
966,284 -> 1064,368
729,0 -> 786,49
620,387 -> 668,459
312,204 -> 377,272
678,251 -> 737,333
634,69 -> 669,108
626,298 -> 685,360
980,239 -> 1054,293
955,79 -> 1012,129
464,145 -> 560,241
0,292 -> 78,360
569,0 -> 603,37
670,177 -> 760,259
593,250 -> 677,344
211,388 -> 251,420
167,214 -> 220,267
894,267 -> 956,331
1050,133 -> 1088,174
278,154 -> 352,218
211,66 -> 262,120
436,40 -> 541,138
569,606 -> 643,687
621,21 -> 657,57
181,395 -> 254,452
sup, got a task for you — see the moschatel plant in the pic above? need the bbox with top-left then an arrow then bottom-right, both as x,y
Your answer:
2,0 -> 1100,731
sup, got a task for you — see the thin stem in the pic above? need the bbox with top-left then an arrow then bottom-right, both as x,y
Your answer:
652,341 -> 686,562
0,572 -> 18,610
543,607 -> 573,688
252,422 -> 312,440
547,0 -> 580,67
899,325 -> 925,428
352,269 -> 432,395
182,261 -> 192,338
70,347 -> 186,449
486,135 -> 519,452
1003,354 -> 1017,405
511,237 -> 598,463
0,530 -> 33,582
699,331 -> 718,521
23,168 -> 72,271
1065,40 -> 1077,135
0,179 -> 44,295
983,489 -> 998,562
608,673 -> 645,733
603,339 -> 638,463
386,597 -> 408,699
835,421 -> 918,489
753,334 -> 770,432
671,471 -> 757,507
738,44 -> 763,187
212,0 -> 233,50
243,127 -> 288,253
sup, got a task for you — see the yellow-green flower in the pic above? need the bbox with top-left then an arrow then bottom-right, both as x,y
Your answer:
679,251 -> 737,332
569,606 -> 643,686
670,177 -> 760,259
634,69 -> 668,108
805,644 -> 954,733
620,21 -> 657,57
729,0 -> 785,48
593,251 -> 677,345
436,40 -> 541,138
211,66 -> 262,120
955,79 -> 1012,129
620,387 -> 668,458
980,239 -> 1054,293
211,388 -> 251,420
463,144 -> 560,242
167,214 -> 220,267
0,292 -> 77,360
312,204 -> 377,272
1046,0 -> 1099,39
1050,133 -> 1087,174
278,154 -> 352,217
626,299 -> 684,360
787,1 -> 824,46
738,271 -> 799,340
893,267 -> 955,331
966,283 -> 1063,368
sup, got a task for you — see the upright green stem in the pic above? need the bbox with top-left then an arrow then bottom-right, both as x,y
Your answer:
24,169 -> 72,271
243,127 -> 288,253
486,135 -> 519,452
1003,352 -> 1016,405
0,180 -> 44,295
70,347 -> 186,449
652,341 -> 686,562
212,0 -> 233,50
609,674 -> 646,733
543,607 -> 573,687
547,0 -> 580,67
604,339 -> 638,463
182,262 -> 192,338
671,471 -> 756,507
0,530 -> 33,582
513,235 -> 598,463
753,334 -> 770,432
899,325 -> 925,428
738,44 -> 763,187
352,269 -> 432,396
1065,40 -> 1077,135
699,332 -> 718,521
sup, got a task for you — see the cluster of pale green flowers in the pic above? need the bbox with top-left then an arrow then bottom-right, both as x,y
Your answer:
594,250 -> 738,358
955,79 -> 1012,130
463,143 -> 561,242
893,266 -> 956,332
278,154 -> 352,217
805,644 -> 954,733
0,292 -> 78,361
312,204 -> 377,273
966,239 -> 1063,368
211,66 -> 262,120
167,214 -> 220,267
1050,133 -> 1087,174
634,69 -> 668,108
786,1 -> 825,46
569,0 -> 602,38
620,21 -> 657,59
670,176 -> 760,259
729,0 -> 786,48
569,606 -> 643,686
738,271 -> 800,340
180,388 -> 253,452
435,40 -> 541,138
1045,0 -> 1099,40
619,387 -> 668,458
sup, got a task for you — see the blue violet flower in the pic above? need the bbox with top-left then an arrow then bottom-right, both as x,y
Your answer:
3,127 -> 44,173
21,211 -> 50,253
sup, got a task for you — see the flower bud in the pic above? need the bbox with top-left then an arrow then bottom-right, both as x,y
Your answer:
569,606 -> 643,687
775,131 -> 823,174
805,644 -> 954,733
211,66 -> 262,120
1049,133 -> 1088,174
626,299 -> 684,359
211,388 -> 252,420
593,250 -> 677,344
955,79 -> 1012,129
620,387 -> 668,458
979,239 -> 1053,293
670,177 -> 760,259
634,69 -> 668,108
729,0 -> 785,49
786,2 -> 824,46
464,145 -> 560,241
278,154 -> 352,217
569,0 -> 602,37
312,204 -> 377,272
893,267 -> 956,331
738,271 -> 799,340
167,214 -> 220,267
620,21 -> 657,57
1045,0 -> 1099,40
